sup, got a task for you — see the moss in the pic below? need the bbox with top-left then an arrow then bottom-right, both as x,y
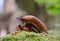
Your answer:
0,31 -> 58,41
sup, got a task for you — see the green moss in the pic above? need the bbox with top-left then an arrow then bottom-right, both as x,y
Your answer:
0,31 -> 58,41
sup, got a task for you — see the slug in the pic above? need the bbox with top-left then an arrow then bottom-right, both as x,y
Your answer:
21,15 -> 48,34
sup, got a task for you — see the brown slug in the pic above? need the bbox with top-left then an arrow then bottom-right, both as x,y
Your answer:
13,15 -> 48,35
21,15 -> 48,34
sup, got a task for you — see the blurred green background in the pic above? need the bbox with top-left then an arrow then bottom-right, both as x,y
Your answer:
0,0 -> 60,39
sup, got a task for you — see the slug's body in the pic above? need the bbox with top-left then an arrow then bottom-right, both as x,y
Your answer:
12,15 -> 48,35
21,15 -> 48,34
